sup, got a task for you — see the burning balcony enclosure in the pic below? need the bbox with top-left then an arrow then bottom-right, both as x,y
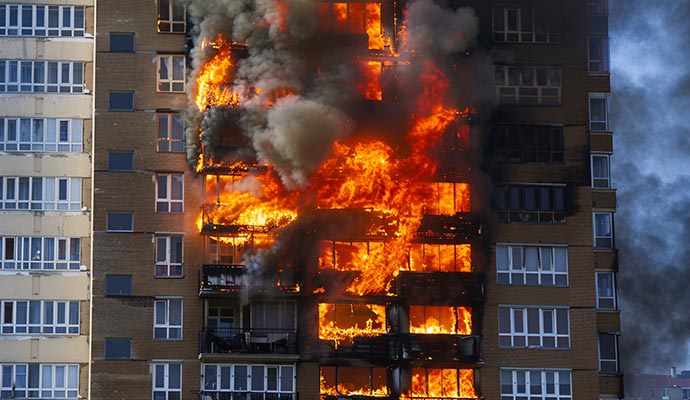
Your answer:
186,0 -> 487,398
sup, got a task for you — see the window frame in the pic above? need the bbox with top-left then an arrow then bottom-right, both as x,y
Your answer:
0,5 -> 85,37
0,117 -> 83,152
494,65 -> 562,105
108,91 -> 134,111
598,332 -> 620,373
105,274 -> 133,296
0,176 -> 81,211
494,124 -> 564,164
492,6 -> 562,44
0,364 -> 79,399
154,298 -> 183,340
156,112 -> 185,153
104,338 -> 132,360
157,54 -> 185,93
498,306 -> 570,349
155,235 -> 183,278
591,153 -> 611,189
201,363 -> 296,397
1,236 -> 81,270
1,300 -> 80,335
107,151 -> 134,171
106,212 -> 134,232
152,363 -> 182,400
0,60 -> 84,93
500,369 -> 572,400
109,32 -> 135,52
595,272 -> 617,310
496,244 -> 568,286
593,212 -> 614,249
589,92 -> 609,132
494,184 -> 566,223
588,35 -> 610,74
155,174 -> 184,213
157,0 -> 186,33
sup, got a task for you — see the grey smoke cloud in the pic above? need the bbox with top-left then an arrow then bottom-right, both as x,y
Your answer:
610,0 -> 690,375
403,0 -> 478,55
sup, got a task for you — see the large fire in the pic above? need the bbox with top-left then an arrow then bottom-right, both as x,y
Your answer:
318,303 -> 387,348
194,35 -> 241,111
405,369 -> 477,398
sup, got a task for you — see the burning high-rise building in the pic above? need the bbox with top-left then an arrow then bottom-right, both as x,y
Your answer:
90,0 -> 621,399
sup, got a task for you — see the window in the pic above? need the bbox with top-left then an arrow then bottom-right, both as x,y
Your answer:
494,65 -> 561,105
106,212 -> 133,232
496,245 -> 568,286
106,275 -> 133,296
494,184 -> 565,223
251,301 -> 295,330
587,0 -> 608,15
320,366 -> 385,397
157,55 -> 185,92
407,368 -> 475,398
0,177 -> 81,210
104,338 -> 131,359
0,118 -> 83,152
0,60 -> 83,93
109,33 -> 134,52
109,91 -> 134,111
154,298 -> 182,340
0,364 -> 79,399
156,113 -> 184,153
1,237 -> 80,270
409,306 -> 472,335
156,174 -> 184,213
589,93 -> 609,131
492,6 -> 561,43
108,151 -> 134,171
500,370 -> 572,400
317,2 -> 382,50
201,364 -> 295,398
157,0 -> 186,33
155,235 -> 183,278
596,272 -> 617,310
598,333 -> 619,373
207,307 -> 236,329
591,154 -> 611,189
682,388 -> 690,400
0,5 -> 85,37
153,363 -> 182,400
1,300 -> 79,334
407,243 -> 472,272
209,237 -> 247,264
498,307 -> 569,349
593,212 -> 614,249
494,125 -> 564,163
588,36 -> 609,74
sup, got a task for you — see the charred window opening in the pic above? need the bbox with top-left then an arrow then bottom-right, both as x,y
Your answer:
409,305 -> 472,335
422,182 -> 470,215
408,243 -> 471,272
409,368 -> 476,398
319,303 -> 387,347
494,184 -> 565,223
493,125 -> 564,164
317,1 -> 383,49
320,366 -> 388,398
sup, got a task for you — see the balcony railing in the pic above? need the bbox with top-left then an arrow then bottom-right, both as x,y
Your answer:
199,264 -> 299,295
395,272 -> 484,304
199,328 -> 298,355
199,392 -> 296,400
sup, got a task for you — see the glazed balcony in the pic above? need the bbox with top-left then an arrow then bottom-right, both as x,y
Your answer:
199,328 -> 298,355
199,264 -> 299,296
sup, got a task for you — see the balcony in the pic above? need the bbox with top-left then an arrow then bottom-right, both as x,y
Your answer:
199,264 -> 299,296
199,328 -> 298,355
199,392 -> 296,400
395,272 -> 484,304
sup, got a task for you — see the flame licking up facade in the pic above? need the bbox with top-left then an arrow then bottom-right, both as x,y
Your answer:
188,0 -> 484,398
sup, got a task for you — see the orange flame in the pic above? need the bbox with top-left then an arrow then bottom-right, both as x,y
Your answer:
360,61 -> 383,100
195,35 -> 241,111
409,306 -> 472,334
320,367 -> 389,398
318,303 -> 387,348
405,369 -> 477,398
366,3 -> 383,50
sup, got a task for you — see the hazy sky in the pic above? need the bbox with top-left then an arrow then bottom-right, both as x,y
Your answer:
610,0 -> 690,374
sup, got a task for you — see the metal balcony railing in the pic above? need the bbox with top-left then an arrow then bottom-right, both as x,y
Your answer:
199,264 -> 299,294
199,328 -> 298,355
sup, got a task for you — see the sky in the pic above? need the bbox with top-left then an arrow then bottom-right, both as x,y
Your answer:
609,0 -> 690,374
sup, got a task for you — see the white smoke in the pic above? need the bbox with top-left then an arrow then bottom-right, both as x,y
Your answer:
403,0 -> 479,55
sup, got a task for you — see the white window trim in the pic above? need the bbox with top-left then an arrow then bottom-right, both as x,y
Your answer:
155,174 -> 184,213
1,300 -> 80,335
152,363 -> 182,400
588,35 -> 610,74
157,0 -> 186,33
498,306 -> 570,349
0,5 -> 86,37
0,117 -> 83,152
494,65 -> 562,105
496,244 -> 568,286
157,55 -> 185,93
0,177 -> 82,211
201,364 -> 297,396
1,237 -> 81,270
156,113 -> 185,153
593,212 -> 614,249
591,153 -> 612,189
589,92 -> 609,132
154,298 -> 183,340
500,369 -> 572,400
595,272 -> 617,310
492,6 -> 561,44
0,364 -> 79,399
155,235 -> 183,278
0,60 -> 84,93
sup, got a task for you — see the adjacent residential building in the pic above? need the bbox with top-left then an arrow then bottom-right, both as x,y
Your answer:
90,1 -> 621,400
0,2 -> 95,399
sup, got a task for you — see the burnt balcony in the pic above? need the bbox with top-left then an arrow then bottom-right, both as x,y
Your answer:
416,213 -> 481,242
319,334 -> 481,364
199,328 -> 298,355
395,272 -> 484,304
199,264 -> 299,296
